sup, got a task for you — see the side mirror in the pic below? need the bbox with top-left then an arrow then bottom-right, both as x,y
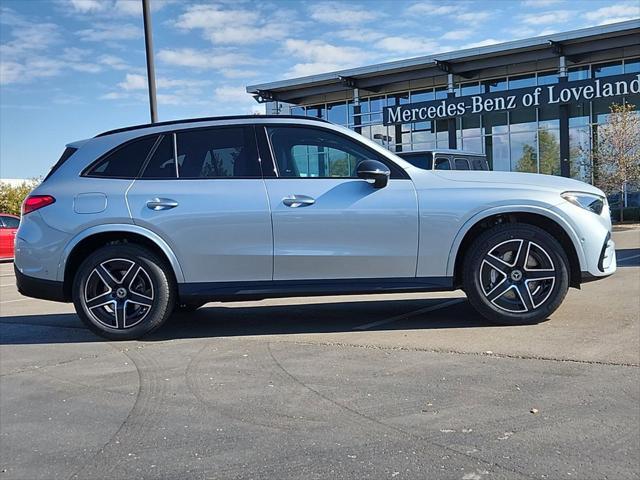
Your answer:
356,160 -> 390,188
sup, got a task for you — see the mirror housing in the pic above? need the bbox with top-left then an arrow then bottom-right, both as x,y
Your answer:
356,160 -> 390,188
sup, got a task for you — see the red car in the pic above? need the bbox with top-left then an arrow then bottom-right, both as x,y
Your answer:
0,214 -> 20,260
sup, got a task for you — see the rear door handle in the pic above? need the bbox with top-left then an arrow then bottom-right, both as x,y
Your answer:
146,198 -> 179,211
283,195 -> 315,208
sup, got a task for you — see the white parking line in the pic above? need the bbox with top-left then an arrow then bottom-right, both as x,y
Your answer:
353,297 -> 466,331
0,298 -> 28,304
0,283 -> 15,287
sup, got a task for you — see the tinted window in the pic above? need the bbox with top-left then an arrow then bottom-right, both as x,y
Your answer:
471,158 -> 489,170
176,127 -> 259,178
399,152 -> 433,169
86,136 -> 157,178
141,135 -> 176,178
267,126 -> 401,178
454,158 -> 471,170
434,157 -> 451,170
1,216 -> 19,228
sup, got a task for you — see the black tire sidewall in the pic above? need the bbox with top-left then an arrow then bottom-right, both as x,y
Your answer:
463,224 -> 570,325
72,244 -> 175,340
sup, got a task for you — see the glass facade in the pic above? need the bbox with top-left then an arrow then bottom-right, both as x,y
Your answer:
286,58 -> 640,180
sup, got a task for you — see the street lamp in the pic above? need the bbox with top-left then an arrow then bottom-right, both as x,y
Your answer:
142,0 -> 158,123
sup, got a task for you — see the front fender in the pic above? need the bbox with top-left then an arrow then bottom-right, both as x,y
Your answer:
445,204 -> 586,277
58,223 -> 185,283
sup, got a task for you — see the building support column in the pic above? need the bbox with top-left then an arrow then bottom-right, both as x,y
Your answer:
353,88 -> 362,135
447,73 -> 457,149
558,56 -> 571,177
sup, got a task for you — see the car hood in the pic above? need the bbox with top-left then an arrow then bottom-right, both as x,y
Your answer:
431,170 -> 604,196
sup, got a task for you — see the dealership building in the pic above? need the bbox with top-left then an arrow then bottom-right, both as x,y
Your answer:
247,20 -> 640,182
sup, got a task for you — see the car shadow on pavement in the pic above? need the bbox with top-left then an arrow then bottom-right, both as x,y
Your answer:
616,248 -> 640,267
0,296 -> 510,345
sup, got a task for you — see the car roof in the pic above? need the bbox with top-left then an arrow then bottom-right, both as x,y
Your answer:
399,149 -> 486,156
94,114 -> 328,138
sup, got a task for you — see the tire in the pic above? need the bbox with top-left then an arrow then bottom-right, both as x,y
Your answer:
175,302 -> 205,313
72,244 -> 176,340
462,223 -> 569,326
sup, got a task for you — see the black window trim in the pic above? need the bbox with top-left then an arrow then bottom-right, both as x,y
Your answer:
259,124 -> 410,180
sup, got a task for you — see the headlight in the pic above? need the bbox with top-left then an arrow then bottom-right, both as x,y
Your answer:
561,191 -> 605,215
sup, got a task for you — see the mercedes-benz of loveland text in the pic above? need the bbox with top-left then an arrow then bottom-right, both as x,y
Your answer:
15,116 -> 616,340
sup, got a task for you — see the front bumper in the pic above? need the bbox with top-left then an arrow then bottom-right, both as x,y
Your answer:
15,265 -> 67,302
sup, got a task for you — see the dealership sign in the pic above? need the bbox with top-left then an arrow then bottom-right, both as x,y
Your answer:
383,73 -> 640,125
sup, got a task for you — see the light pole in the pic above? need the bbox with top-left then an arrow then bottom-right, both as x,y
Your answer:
142,0 -> 158,123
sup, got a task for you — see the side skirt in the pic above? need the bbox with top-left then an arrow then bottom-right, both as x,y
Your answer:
178,277 -> 455,303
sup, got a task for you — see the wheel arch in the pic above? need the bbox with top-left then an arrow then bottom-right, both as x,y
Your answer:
60,224 -> 184,300
448,207 -> 585,289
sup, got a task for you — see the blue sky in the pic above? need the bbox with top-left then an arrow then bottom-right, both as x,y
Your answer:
1,0 -> 639,178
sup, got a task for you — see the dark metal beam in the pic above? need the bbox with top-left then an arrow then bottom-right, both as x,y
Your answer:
142,0 -> 157,123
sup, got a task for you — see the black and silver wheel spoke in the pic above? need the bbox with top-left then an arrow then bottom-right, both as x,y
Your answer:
480,238 -> 556,314
83,258 -> 155,330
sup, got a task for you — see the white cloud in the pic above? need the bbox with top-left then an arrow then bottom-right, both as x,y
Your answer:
309,2 -> 379,24
406,2 -> 462,16
65,0 -> 175,16
521,0 -> 561,6
157,48 -> 254,70
441,29 -> 472,41
68,0 -> 106,13
284,39 -> 364,65
335,29 -> 385,43
378,37 -> 445,55
174,4 -> 287,45
520,10 -> 572,26
285,62 -> 349,78
220,68 -> 260,79
118,73 -> 148,91
584,2 -> 640,25
456,11 -> 492,24
77,23 -> 140,41
462,38 -> 504,49
98,54 -> 129,70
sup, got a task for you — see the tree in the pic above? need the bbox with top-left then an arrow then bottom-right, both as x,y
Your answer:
0,179 -> 40,216
592,103 -> 640,222
514,128 -> 561,175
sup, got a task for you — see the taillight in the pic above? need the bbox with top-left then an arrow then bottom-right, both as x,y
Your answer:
22,195 -> 56,215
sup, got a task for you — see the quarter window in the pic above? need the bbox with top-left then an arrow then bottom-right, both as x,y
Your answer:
176,127 -> 259,178
85,136 -> 158,178
266,126 -> 400,178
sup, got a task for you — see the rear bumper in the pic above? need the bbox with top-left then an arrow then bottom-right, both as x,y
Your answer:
15,265 -> 67,302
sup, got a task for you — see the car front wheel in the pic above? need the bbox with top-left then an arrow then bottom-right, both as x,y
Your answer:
463,223 -> 570,325
72,244 -> 176,340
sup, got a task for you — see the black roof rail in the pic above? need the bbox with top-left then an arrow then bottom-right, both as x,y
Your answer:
94,114 -> 328,138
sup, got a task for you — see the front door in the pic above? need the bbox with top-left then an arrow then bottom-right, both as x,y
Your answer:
259,125 -> 418,281
126,126 -> 272,283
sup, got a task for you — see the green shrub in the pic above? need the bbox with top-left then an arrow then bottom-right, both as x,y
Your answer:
0,179 -> 40,216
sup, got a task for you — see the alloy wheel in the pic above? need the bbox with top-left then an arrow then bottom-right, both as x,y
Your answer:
479,239 -> 556,313
83,258 -> 155,329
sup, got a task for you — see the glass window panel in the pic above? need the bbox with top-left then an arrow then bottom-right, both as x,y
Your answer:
454,158 -> 471,170
537,71 -> 558,85
326,102 -> 347,125
624,57 -> 640,73
411,89 -> 435,103
387,92 -> 410,106
483,111 -> 508,135
461,115 -> 481,137
461,136 -> 483,153
88,135 -> 157,178
485,135 -> 509,171
511,131 -> 538,173
460,82 -> 481,96
483,78 -> 507,93
594,61 -> 623,78
538,104 -> 559,130
290,106 -> 305,116
434,157 -> 451,170
369,96 -> 385,112
306,105 -> 325,119
435,87 -> 448,99
592,96 -> 625,123
538,128 -> 560,175
569,102 -> 589,127
412,130 -> 436,144
141,135 -> 176,178
509,74 -> 536,89
509,108 -> 537,132
569,126 -> 591,183
568,66 -> 590,81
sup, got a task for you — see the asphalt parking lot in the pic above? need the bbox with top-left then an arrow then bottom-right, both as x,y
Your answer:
1,227 -> 639,480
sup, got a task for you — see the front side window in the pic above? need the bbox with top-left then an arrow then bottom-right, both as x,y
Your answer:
454,158 -> 471,170
434,157 -> 451,170
266,126 -> 402,179
85,136 -> 158,178
176,127 -> 259,178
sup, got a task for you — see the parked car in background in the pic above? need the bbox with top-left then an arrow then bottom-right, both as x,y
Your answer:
15,115 -> 615,340
0,214 -> 20,260
398,149 -> 489,171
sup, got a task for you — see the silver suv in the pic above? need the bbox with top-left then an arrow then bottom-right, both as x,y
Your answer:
15,116 -> 616,339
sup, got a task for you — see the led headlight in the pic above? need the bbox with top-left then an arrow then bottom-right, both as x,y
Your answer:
561,191 -> 605,215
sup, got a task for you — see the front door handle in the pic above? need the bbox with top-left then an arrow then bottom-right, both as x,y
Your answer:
146,198 -> 179,211
283,195 -> 315,208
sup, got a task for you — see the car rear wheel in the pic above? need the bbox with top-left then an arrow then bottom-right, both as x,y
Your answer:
72,244 -> 176,340
463,223 -> 569,326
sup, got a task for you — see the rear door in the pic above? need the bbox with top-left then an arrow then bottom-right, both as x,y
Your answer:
259,124 -> 418,281
126,126 -> 272,283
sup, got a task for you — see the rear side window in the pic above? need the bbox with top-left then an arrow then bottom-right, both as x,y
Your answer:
454,158 -> 471,170
141,135 -> 176,178
43,147 -> 77,181
1,216 -> 19,228
85,136 -> 158,178
176,127 -> 259,178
